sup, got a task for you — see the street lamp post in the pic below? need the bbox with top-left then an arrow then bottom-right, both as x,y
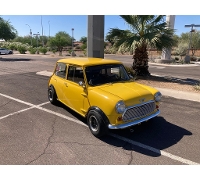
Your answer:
71,28 -> 74,56
48,21 -> 50,39
33,32 -> 40,54
41,16 -> 44,47
184,24 -> 200,63
25,24 -> 32,46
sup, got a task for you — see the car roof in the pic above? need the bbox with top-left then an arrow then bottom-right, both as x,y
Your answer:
57,57 -> 122,66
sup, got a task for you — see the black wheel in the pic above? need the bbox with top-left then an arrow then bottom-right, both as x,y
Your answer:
87,110 -> 108,137
48,85 -> 57,105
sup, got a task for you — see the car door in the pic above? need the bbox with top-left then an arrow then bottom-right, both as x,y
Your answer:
52,62 -> 67,102
62,65 -> 90,116
0,48 -> 6,54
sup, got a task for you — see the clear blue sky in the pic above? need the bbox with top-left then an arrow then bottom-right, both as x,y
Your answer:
1,15 -> 200,41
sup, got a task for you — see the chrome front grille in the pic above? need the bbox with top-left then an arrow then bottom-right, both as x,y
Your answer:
122,101 -> 156,121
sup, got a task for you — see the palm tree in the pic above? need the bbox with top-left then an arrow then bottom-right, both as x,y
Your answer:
106,15 -> 176,76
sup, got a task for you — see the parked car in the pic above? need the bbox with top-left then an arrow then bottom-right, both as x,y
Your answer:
0,48 -> 13,55
48,58 -> 162,137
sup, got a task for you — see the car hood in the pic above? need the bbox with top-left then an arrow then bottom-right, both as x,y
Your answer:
98,81 -> 157,106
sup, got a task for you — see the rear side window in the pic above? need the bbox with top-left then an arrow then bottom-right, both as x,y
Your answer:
55,63 -> 67,78
67,65 -> 84,83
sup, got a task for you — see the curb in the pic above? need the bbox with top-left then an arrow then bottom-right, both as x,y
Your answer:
156,87 -> 200,102
149,62 -> 199,67
151,74 -> 200,85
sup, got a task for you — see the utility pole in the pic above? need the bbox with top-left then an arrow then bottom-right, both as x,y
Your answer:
41,16 -> 44,47
25,24 -> 32,46
33,32 -> 40,54
185,24 -> 200,62
48,21 -> 50,39
71,28 -> 74,56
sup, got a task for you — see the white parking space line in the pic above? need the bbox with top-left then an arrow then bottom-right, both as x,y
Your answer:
36,71 -> 52,77
0,93 -> 35,107
149,66 -> 165,69
37,106 -> 87,127
0,92 -> 199,165
0,106 -> 35,120
0,100 -> 50,121
110,133 -> 199,165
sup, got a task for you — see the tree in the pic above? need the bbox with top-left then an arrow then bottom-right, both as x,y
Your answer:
49,31 -> 71,55
0,17 -> 17,41
106,15 -> 176,76
179,31 -> 200,57
80,36 -> 87,44
174,42 -> 188,59
80,36 -> 87,50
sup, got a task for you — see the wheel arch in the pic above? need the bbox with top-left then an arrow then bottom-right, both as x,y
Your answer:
86,106 -> 110,126
48,84 -> 58,99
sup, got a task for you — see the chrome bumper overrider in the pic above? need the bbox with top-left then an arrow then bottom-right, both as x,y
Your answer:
108,110 -> 160,129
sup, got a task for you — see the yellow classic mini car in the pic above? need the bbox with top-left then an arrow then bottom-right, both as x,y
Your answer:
48,58 -> 162,137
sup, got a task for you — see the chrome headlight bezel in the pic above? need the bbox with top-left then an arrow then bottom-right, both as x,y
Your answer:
115,100 -> 126,114
154,92 -> 162,102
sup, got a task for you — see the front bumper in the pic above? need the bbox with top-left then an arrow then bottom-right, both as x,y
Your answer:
108,109 -> 160,129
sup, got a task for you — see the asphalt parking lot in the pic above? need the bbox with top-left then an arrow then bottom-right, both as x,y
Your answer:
0,55 -> 200,165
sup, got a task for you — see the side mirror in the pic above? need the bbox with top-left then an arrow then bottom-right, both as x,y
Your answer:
78,81 -> 86,88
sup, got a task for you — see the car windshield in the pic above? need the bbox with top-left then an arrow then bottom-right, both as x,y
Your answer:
85,64 -> 131,86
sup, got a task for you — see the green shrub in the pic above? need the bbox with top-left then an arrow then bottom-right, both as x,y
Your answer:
80,44 -> 87,51
104,49 -> 111,54
68,49 -> 72,54
191,56 -> 197,61
39,47 -> 48,55
194,81 -> 200,91
75,46 -> 81,50
83,49 -> 87,56
52,49 -> 56,54
17,45 -> 27,54
8,44 -> 16,50
28,47 -> 37,54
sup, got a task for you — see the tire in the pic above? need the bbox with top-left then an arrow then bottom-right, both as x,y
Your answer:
48,85 -> 57,105
87,110 -> 108,137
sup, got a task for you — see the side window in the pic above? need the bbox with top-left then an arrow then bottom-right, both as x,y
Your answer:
55,63 -> 67,78
67,66 -> 84,83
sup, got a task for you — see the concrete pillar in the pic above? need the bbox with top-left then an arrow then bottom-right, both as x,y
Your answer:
160,15 -> 175,62
87,15 -> 104,58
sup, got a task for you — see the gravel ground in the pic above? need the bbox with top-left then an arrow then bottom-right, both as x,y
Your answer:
135,75 -> 200,94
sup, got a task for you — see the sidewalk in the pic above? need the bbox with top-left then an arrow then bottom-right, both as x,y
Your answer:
156,87 -> 200,103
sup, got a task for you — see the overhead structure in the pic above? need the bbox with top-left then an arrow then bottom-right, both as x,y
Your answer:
160,15 -> 175,63
87,15 -> 176,61
87,15 -> 104,58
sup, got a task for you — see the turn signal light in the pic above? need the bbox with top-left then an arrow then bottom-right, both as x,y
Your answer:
117,116 -> 123,121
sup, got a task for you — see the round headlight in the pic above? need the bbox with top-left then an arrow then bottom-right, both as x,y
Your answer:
115,101 -> 126,114
154,92 -> 162,102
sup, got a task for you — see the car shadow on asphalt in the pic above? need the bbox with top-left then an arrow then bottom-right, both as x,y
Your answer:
0,57 -> 32,61
53,101 -> 87,123
100,116 -> 192,157
52,102 -> 192,157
